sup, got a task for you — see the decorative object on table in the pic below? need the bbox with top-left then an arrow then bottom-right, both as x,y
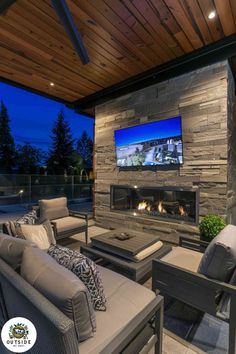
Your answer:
48,244 -> 106,311
199,214 -> 226,242
111,231 -> 134,241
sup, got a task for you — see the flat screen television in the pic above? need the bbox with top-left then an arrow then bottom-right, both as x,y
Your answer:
114,116 -> 183,168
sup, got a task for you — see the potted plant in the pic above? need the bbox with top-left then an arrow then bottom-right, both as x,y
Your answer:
199,214 -> 226,242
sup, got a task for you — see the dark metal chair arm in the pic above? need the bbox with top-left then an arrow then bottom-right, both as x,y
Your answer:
69,210 -> 88,221
153,258 -> 236,297
179,235 -> 209,252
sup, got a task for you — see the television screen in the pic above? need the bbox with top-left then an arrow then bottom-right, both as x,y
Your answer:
114,116 -> 183,167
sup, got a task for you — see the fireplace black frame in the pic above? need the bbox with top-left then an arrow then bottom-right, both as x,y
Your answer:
110,184 -> 199,225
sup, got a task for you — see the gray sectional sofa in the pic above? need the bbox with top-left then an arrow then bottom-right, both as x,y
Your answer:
0,233 -> 163,354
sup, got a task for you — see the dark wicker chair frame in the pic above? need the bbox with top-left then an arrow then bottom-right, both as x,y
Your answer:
152,236 -> 236,354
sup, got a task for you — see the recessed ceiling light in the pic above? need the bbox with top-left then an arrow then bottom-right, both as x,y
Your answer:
50,82 -> 54,86
208,11 -> 216,19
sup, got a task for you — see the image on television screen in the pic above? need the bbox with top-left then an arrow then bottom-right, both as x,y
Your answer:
114,116 -> 183,167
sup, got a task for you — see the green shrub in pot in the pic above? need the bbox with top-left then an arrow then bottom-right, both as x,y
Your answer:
199,215 -> 226,242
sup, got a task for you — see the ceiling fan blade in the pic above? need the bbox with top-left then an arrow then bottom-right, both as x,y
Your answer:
0,0 -> 16,14
51,0 -> 89,65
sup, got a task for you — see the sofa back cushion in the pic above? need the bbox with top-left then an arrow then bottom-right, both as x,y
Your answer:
198,225 -> 236,282
0,233 -> 36,269
39,197 -> 69,221
21,247 -> 96,342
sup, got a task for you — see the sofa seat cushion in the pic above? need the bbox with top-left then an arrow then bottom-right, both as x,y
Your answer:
51,217 -> 86,234
198,225 -> 236,281
39,197 -> 69,222
79,266 -> 156,354
161,246 -> 203,272
21,247 -> 96,342
0,233 -> 37,269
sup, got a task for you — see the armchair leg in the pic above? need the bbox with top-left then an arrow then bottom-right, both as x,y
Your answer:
155,297 -> 164,354
85,228 -> 88,244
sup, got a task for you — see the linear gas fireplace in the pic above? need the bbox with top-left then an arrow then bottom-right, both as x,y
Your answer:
111,185 -> 199,225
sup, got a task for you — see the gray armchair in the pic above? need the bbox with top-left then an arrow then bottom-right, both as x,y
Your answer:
39,197 -> 88,243
152,225 -> 236,354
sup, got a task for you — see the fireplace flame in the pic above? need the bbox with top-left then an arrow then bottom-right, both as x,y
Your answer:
179,205 -> 187,216
158,201 -> 167,214
138,200 -> 149,210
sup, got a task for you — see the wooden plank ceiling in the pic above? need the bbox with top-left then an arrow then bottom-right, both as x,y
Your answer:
0,0 -> 236,103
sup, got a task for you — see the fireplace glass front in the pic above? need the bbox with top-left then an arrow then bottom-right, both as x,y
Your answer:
111,185 -> 199,225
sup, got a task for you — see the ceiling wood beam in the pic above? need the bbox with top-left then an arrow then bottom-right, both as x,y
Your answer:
0,0 -> 16,15
51,0 -> 89,64
73,33 -> 236,110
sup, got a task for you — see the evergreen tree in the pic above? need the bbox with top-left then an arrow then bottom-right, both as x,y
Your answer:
0,101 -> 15,173
47,110 -> 74,174
16,143 -> 45,174
77,130 -> 93,167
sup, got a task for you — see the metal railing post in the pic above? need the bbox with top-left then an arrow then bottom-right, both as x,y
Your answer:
72,175 -> 74,200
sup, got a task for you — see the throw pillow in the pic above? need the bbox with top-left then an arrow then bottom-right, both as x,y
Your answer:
16,209 -> 38,225
21,247 -> 96,341
48,244 -> 106,311
16,221 -> 56,251
3,210 -> 39,238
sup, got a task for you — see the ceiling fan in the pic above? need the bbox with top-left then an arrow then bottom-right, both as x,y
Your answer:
0,0 -> 90,65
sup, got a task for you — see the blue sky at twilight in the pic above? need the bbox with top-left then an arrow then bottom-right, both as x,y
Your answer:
115,116 -> 182,147
0,82 -> 94,152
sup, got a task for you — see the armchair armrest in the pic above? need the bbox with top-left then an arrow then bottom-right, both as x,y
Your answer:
69,210 -> 88,222
179,235 -> 209,253
152,258 -> 236,317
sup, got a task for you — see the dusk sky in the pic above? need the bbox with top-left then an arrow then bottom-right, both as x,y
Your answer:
0,82 -> 94,151
115,116 -> 182,147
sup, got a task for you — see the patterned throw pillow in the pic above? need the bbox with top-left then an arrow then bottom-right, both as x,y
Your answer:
3,210 -> 39,238
16,210 -> 38,226
48,244 -> 106,311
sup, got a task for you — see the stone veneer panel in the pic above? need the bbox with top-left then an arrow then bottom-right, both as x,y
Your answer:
94,61 -> 231,244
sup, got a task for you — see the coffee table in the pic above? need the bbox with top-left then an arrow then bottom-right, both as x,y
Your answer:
80,229 -> 172,283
